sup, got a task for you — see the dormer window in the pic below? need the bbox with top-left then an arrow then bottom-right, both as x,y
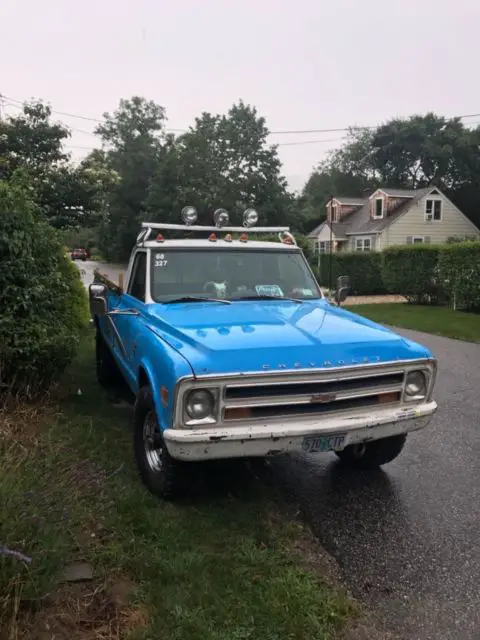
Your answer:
374,198 -> 384,219
331,204 -> 338,222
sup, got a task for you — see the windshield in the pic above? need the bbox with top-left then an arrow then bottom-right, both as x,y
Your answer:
150,248 -> 322,302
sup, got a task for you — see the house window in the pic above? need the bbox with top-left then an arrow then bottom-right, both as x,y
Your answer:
412,237 -> 424,244
355,238 -> 371,252
317,241 -> 332,254
425,199 -> 442,221
330,204 -> 338,222
374,198 -> 384,219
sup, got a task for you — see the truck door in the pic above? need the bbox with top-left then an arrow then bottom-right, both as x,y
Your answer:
109,251 -> 147,391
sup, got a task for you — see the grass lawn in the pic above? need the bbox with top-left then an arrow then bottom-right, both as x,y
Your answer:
346,303 -> 480,343
0,333 -> 354,639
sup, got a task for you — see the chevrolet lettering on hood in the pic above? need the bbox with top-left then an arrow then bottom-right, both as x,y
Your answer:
261,356 -> 382,370
89,210 -> 438,500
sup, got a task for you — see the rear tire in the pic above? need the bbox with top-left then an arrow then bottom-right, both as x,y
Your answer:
95,331 -> 121,388
133,386 -> 186,500
335,434 -> 407,469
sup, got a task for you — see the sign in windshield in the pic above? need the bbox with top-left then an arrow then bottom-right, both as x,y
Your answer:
150,248 -> 321,302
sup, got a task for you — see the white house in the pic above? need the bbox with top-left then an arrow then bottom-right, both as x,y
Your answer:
308,187 -> 480,253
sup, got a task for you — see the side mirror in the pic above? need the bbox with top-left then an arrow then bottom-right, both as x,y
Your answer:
89,283 -> 108,316
334,287 -> 349,306
333,275 -> 349,306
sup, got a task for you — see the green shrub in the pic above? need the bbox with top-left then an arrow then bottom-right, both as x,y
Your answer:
0,177 -> 89,395
439,242 -> 480,311
317,252 -> 386,295
382,245 -> 444,304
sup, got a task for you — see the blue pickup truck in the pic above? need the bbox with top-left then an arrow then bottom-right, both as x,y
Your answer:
89,207 -> 438,499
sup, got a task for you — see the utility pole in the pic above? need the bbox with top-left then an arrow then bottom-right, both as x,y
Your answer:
327,194 -> 334,293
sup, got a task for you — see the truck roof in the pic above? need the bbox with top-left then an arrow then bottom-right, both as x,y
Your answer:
143,239 -> 301,250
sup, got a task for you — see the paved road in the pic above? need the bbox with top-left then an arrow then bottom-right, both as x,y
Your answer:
271,330 -> 480,640
76,260 -> 127,289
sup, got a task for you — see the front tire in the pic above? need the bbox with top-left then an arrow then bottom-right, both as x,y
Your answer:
133,386 -> 185,499
335,434 -> 407,469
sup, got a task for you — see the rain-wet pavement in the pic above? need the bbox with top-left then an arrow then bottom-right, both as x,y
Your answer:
77,259 -> 480,638
76,260 -> 126,289
271,330 -> 480,640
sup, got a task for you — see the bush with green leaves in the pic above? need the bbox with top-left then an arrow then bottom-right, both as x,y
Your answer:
439,242 -> 480,311
382,245 -> 445,304
0,176 -> 90,395
317,252 -> 386,296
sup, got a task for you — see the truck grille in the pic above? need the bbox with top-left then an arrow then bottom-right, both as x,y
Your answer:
222,370 -> 405,422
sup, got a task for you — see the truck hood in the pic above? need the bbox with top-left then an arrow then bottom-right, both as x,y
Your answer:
145,299 -> 432,376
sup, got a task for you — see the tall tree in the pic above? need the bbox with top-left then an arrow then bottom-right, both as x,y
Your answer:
95,97 -> 167,260
147,101 -> 293,227
0,101 -> 109,228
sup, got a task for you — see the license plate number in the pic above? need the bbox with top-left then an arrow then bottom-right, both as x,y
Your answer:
302,434 -> 346,454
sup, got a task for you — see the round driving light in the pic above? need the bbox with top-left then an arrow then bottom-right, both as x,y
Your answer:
405,371 -> 426,397
185,389 -> 214,420
243,208 -> 259,227
181,206 -> 198,225
214,208 -> 229,228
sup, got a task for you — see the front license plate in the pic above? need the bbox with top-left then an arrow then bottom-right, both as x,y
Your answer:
302,434 -> 346,454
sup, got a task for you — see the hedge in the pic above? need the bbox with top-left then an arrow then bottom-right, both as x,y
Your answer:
439,242 -> 480,311
0,177 -> 90,396
317,252 -> 387,296
382,245 -> 445,304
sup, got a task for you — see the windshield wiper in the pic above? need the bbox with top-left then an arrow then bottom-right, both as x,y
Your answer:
233,295 -> 304,304
162,296 -> 232,305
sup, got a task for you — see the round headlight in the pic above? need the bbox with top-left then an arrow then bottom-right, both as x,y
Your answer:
214,208 -> 229,228
185,389 -> 215,420
243,208 -> 259,227
181,206 -> 198,226
405,371 -> 426,397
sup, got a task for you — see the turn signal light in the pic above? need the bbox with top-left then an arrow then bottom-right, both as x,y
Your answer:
224,407 -> 252,420
377,392 -> 400,404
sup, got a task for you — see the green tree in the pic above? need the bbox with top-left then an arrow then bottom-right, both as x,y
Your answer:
0,171 -> 89,395
95,97 -> 166,261
148,101 -> 293,227
0,101 -> 109,228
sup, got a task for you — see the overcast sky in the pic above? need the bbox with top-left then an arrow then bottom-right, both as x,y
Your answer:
2,0 -> 479,192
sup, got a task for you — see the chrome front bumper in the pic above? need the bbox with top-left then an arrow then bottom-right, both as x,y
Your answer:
163,400 -> 438,461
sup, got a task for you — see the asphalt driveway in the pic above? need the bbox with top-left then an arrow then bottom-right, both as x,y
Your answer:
272,329 -> 480,640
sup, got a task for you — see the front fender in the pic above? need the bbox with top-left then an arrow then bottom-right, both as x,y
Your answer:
135,326 -> 194,431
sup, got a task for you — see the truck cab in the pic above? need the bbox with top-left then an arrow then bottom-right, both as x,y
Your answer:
89,207 -> 438,499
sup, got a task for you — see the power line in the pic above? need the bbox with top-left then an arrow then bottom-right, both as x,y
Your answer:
277,137 -> 345,147
3,92 -> 480,143
1,97 -> 346,149
1,94 -> 186,133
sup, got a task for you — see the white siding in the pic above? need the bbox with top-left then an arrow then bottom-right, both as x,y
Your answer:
384,193 -> 480,247
317,225 -> 334,241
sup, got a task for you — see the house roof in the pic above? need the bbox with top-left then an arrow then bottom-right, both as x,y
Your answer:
308,186 -> 445,238
344,187 -> 433,234
333,196 -> 367,206
307,221 -> 326,238
307,221 -> 349,239
371,188 -> 417,198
